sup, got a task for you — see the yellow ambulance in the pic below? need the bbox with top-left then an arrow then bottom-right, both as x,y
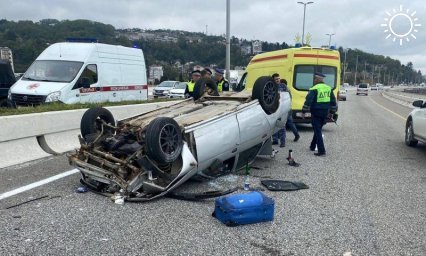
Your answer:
241,46 -> 341,123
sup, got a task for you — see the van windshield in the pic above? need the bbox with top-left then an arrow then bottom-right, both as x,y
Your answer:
22,60 -> 83,83
293,65 -> 337,90
359,84 -> 368,88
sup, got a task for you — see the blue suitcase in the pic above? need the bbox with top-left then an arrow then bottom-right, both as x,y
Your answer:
212,191 -> 275,226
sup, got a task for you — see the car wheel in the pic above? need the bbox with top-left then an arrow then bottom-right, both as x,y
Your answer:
252,76 -> 279,114
145,117 -> 183,163
80,107 -> 115,140
405,120 -> 418,147
0,99 -> 16,108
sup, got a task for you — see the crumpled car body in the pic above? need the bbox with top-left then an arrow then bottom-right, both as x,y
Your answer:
68,76 -> 291,201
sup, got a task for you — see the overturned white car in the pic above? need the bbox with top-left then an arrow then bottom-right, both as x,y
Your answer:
68,77 -> 291,201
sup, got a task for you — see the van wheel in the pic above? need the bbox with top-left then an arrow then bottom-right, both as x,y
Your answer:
193,78 -> 219,100
80,107 -> 115,140
0,99 -> 16,108
405,120 -> 418,147
145,117 -> 183,163
252,76 -> 279,114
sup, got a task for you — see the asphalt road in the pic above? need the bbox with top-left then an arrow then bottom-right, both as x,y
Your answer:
1,90 -> 425,255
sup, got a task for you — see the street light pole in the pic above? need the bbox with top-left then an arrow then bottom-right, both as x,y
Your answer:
326,33 -> 335,47
225,0 -> 231,81
343,49 -> 348,83
298,1 -> 314,45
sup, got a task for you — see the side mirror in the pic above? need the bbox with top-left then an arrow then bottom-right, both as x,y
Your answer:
412,100 -> 423,108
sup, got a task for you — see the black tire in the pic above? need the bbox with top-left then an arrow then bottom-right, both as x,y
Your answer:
145,117 -> 183,163
0,99 -> 16,108
405,120 -> 418,147
193,78 -> 219,100
80,107 -> 115,140
252,76 -> 279,114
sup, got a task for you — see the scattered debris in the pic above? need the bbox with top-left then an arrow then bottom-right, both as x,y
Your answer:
76,186 -> 88,193
5,195 -> 49,209
261,180 -> 309,191
286,149 -> 300,167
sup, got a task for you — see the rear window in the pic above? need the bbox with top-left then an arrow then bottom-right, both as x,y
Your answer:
358,84 -> 368,88
293,65 -> 337,90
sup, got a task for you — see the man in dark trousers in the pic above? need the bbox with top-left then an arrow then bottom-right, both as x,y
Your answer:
302,72 -> 337,156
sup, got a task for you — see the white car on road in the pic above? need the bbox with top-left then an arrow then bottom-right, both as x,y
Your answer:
168,82 -> 188,98
69,76 -> 291,201
405,100 -> 426,147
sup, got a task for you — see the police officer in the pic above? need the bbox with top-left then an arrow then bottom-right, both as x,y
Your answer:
214,68 -> 229,92
302,72 -> 337,156
199,68 -> 219,96
185,70 -> 201,98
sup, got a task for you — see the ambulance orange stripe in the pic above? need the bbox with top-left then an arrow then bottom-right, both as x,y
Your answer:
294,53 -> 339,60
79,85 -> 148,93
251,54 -> 288,63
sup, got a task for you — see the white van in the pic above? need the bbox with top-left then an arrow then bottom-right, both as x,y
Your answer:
9,42 -> 148,105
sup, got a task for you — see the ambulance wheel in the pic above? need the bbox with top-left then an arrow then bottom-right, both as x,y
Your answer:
252,76 -> 279,114
80,107 -> 115,140
0,99 -> 16,108
145,117 -> 183,163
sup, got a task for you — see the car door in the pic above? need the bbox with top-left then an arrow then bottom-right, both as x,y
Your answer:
192,114 -> 240,172
413,102 -> 426,139
237,102 -> 271,152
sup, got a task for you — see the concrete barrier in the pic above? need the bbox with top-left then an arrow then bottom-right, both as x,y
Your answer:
0,101 -> 180,169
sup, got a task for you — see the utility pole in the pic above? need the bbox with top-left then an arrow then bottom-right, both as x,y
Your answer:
225,0 -> 231,81
363,61 -> 368,81
326,33 -> 335,47
297,2 -> 314,45
354,54 -> 358,85
206,25 -> 208,35
343,49 -> 348,83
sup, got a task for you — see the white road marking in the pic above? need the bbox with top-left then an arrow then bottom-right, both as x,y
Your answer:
369,96 -> 406,121
0,169 -> 79,201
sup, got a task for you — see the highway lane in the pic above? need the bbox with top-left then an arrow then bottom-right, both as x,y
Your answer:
0,90 -> 425,255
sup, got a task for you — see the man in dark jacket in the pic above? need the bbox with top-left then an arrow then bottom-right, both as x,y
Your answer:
302,72 -> 337,156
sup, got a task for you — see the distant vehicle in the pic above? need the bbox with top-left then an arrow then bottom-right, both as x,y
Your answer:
153,81 -> 179,98
370,85 -> 379,91
9,42 -> 148,106
356,83 -> 369,95
0,60 -> 16,107
168,82 -> 188,98
405,100 -> 426,147
338,89 -> 347,101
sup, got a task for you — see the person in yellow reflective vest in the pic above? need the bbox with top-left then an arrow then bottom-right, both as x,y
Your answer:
302,72 -> 337,156
214,68 -> 229,92
185,70 -> 201,98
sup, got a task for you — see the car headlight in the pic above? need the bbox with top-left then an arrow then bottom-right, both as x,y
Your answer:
7,89 -> 12,100
163,90 -> 169,95
45,91 -> 61,102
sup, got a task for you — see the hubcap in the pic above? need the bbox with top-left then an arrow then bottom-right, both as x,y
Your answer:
159,124 -> 179,154
263,82 -> 276,105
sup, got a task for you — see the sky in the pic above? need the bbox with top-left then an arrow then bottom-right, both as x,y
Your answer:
1,0 -> 425,74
